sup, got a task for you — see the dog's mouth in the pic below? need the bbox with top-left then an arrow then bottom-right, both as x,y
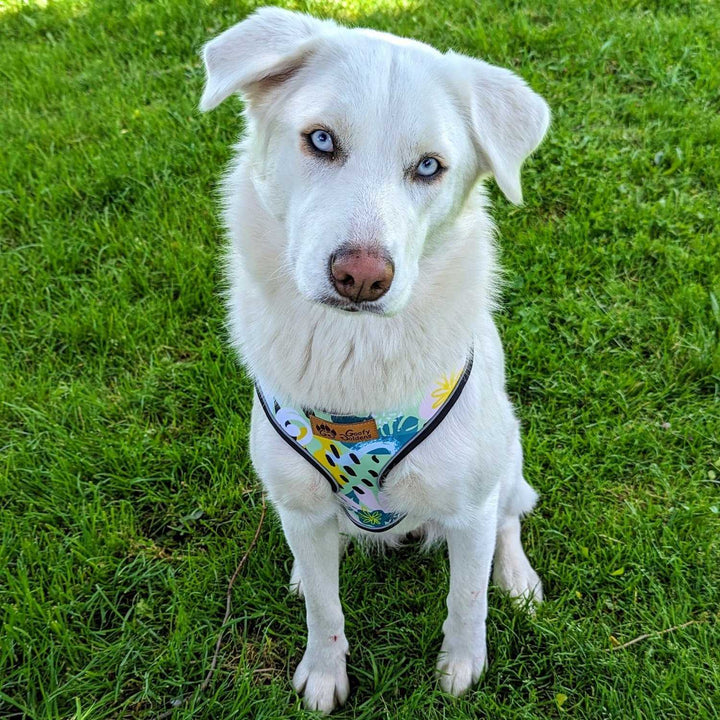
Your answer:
318,294 -> 387,316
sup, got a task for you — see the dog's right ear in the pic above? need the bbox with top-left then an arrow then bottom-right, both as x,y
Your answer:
199,7 -> 332,111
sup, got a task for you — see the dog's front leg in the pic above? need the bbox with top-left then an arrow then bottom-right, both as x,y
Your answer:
437,487 -> 499,696
278,507 -> 349,714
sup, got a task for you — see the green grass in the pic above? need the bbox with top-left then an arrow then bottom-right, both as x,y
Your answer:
1,0 -> 719,717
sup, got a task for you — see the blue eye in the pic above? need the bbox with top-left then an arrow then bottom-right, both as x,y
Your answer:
309,129 -> 335,153
417,156 -> 440,178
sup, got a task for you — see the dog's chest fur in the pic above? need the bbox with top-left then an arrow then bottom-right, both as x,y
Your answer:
249,332 -> 513,533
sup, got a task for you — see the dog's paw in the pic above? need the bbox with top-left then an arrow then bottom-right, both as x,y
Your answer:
293,649 -> 349,714
493,555 -> 543,610
436,649 -> 487,696
289,561 -> 304,598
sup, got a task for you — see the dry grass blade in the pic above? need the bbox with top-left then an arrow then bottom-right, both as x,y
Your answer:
607,618 -> 706,652
202,495 -> 268,690
158,496 -> 267,718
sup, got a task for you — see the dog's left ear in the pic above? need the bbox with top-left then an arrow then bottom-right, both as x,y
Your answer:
447,53 -> 550,205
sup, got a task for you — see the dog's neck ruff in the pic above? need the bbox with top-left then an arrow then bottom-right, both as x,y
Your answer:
255,350 -> 474,532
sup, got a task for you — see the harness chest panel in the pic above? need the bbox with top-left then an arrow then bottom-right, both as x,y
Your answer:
256,352 -> 473,532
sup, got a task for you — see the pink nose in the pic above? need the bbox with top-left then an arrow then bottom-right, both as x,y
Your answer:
330,248 -> 394,303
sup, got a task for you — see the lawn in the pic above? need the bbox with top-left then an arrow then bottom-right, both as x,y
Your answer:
1,0 -> 718,717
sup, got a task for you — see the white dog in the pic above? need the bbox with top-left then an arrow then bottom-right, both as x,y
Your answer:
200,7 -> 549,713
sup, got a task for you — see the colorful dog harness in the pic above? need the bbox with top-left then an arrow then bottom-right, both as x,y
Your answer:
256,351 -> 473,533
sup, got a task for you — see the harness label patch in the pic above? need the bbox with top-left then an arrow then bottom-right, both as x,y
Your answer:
310,415 -> 379,443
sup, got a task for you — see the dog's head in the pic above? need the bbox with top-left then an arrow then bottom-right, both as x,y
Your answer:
201,7 -> 549,316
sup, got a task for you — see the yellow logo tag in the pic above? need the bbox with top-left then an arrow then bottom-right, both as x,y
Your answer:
310,415 -> 379,443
